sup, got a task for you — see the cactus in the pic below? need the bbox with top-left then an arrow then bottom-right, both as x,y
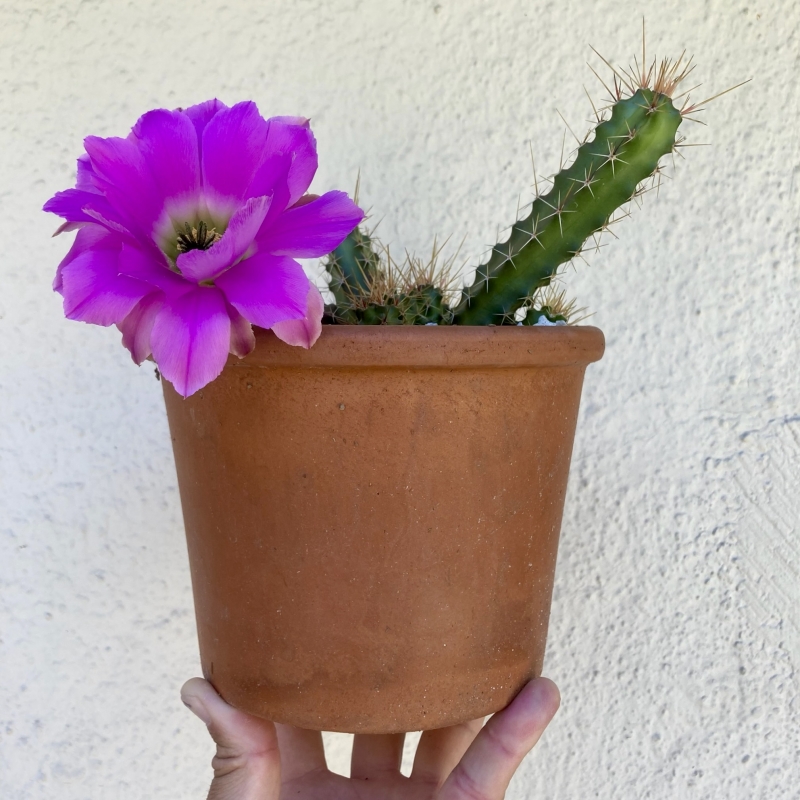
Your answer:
322,49 -> 737,326
453,87 -> 681,324
333,285 -> 453,325
322,231 -> 460,324
324,225 -> 383,311
517,285 -> 584,326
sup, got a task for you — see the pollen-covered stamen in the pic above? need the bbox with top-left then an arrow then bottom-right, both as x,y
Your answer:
176,220 -> 220,254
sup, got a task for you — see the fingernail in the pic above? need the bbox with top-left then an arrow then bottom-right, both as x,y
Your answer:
527,677 -> 561,716
182,693 -> 211,725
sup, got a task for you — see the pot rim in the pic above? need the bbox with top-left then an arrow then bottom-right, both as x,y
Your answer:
231,325 -> 605,369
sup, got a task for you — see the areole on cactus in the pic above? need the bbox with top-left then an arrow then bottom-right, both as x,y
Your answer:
322,49 -> 741,326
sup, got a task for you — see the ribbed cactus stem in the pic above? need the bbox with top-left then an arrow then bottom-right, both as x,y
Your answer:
325,226 -> 381,306
453,88 -> 682,325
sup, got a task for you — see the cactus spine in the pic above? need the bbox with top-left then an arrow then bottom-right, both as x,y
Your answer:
452,89 -> 682,324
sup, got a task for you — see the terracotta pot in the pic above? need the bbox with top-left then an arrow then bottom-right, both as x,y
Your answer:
163,325 -> 604,733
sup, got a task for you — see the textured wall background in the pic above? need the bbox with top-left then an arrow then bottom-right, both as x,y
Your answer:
1,0 -> 798,797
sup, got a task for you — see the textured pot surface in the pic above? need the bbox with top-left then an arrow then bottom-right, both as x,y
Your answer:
163,325 -> 604,733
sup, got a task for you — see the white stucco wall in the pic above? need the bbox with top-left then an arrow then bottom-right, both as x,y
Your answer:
1,0 -> 798,797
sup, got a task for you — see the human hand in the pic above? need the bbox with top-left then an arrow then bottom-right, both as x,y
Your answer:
181,676 -> 560,800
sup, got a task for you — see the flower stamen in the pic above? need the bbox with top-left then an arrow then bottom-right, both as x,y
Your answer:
176,220 -> 220,254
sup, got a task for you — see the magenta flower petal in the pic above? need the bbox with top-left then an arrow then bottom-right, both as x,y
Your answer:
118,292 -> 164,364
83,134 -> 165,239
272,281 -> 324,349
202,101 -> 270,213
43,188 -> 123,229
117,243 -> 192,298
60,248 -> 151,326
176,195 -> 271,283
76,153 -> 102,192
245,153 -> 291,215
54,223 -> 120,291
131,109 -> 201,215
228,303 -> 256,358
150,287 -> 231,398
259,172 -> 294,232
257,191 -> 364,257
215,252 -> 308,329
183,99 -> 229,150
268,118 -> 318,206
246,117 -> 317,207
81,207 -> 152,252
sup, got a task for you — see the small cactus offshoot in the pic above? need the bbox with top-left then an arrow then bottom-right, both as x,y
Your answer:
322,43 -> 743,326
322,230 -> 462,325
518,286 -> 588,326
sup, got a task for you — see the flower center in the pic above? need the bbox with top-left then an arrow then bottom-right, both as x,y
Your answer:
176,220 -> 220,254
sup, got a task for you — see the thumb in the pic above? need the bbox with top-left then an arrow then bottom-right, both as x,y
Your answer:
181,678 -> 281,800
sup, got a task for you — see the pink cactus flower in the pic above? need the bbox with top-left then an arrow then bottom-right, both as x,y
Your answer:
45,100 -> 363,397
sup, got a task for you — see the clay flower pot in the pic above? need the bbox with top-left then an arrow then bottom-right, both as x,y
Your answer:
163,325 -> 604,733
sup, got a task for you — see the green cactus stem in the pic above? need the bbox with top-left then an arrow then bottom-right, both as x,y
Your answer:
323,228 -> 459,324
453,88 -> 682,325
324,225 -> 383,307
322,48 -> 740,326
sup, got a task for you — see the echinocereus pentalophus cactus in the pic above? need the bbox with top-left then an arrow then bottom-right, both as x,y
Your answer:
322,229 -> 460,325
323,50 -> 739,327
325,224 -> 383,313
452,86 -> 681,324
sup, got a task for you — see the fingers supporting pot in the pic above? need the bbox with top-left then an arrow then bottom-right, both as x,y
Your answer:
275,723 -> 327,782
437,678 -> 560,800
410,718 -> 484,786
